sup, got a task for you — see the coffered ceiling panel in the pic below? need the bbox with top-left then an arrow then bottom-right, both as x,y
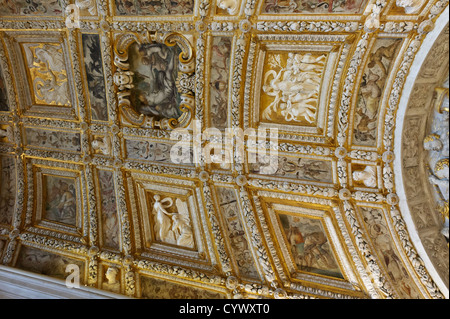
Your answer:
0,0 -> 448,300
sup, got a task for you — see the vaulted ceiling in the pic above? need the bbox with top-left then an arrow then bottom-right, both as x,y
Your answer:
0,0 -> 448,299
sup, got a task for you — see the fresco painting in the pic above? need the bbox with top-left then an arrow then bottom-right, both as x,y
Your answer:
25,128 -> 81,152
128,42 -> 182,120
353,38 -> 402,146
15,245 -> 84,282
250,156 -> 333,183
216,187 -> 260,280
43,175 -> 77,227
0,0 -> 63,16
22,42 -> 71,107
82,34 -> 108,121
263,0 -> 368,14
0,67 -> 9,112
209,37 -> 232,129
140,276 -> 226,299
0,157 -> 16,226
115,0 -> 194,15
279,213 -> 344,279
98,170 -> 120,251
359,207 -> 422,298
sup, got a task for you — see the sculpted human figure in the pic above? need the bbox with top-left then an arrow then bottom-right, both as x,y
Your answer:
152,195 -> 194,248
424,134 -> 444,152
353,166 -> 377,188
153,195 -> 176,245
262,52 -> 325,124
217,0 -> 239,15
91,137 -> 110,155
105,266 -> 119,285
103,266 -> 120,293
171,199 -> 194,248
114,71 -> 134,90
396,0 -> 425,14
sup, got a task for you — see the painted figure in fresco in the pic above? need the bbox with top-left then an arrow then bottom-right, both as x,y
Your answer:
361,208 -> 420,298
287,224 -> 336,271
303,232 -> 337,270
281,215 -> 342,278
0,0 -> 18,14
82,34 -> 107,121
209,37 -> 232,129
131,43 -> 181,119
115,0 -> 194,15
57,183 -> 76,221
45,179 -> 77,225
287,225 -> 305,255
367,41 -> 401,76
359,71 -> 382,116
24,0 -> 62,15
353,39 -> 401,145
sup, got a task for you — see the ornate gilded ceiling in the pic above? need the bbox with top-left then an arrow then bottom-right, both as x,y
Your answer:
0,0 -> 448,299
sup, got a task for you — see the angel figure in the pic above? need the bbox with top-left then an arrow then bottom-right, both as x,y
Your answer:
153,195 -> 176,245
171,199 -> 194,248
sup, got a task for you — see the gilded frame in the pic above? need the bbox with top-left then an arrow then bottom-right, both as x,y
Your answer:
113,31 -> 195,130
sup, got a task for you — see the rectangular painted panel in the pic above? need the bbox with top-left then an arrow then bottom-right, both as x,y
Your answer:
15,245 -> 85,283
98,170 -> 120,251
353,38 -> 402,147
82,34 -> 108,121
262,0 -> 368,14
358,206 -> 422,299
25,128 -> 81,152
0,156 -> 16,226
216,186 -> 260,280
0,66 -> 9,111
114,0 -> 194,15
43,175 -> 78,227
209,37 -> 232,130
0,0 -> 63,16
140,275 -> 226,299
